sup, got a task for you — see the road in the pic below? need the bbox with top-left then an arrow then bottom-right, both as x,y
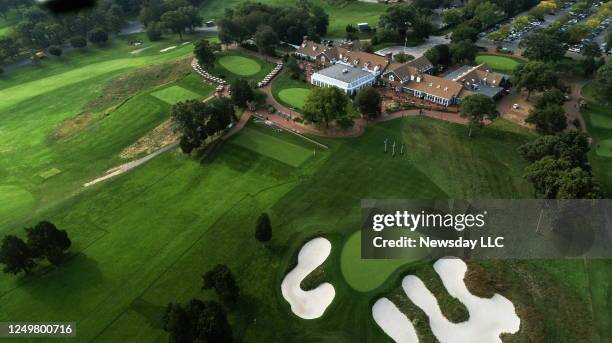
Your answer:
374,35 -> 450,58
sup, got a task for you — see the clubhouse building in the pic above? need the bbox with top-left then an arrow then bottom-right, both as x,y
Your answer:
295,39 -> 508,106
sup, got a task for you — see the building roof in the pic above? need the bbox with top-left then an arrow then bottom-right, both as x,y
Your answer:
295,40 -> 338,60
406,55 -> 434,71
313,64 -> 374,84
335,47 -> 390,72
403,74 -> 464,99
445,63 -> 507,87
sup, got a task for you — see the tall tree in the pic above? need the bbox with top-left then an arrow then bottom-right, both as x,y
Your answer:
519,29 -> 566,61
459,94 -> 498,136
355,87 -> 382,119
88,27 -> 109,44
161,10 -> 188,40
202,264 -> 240,306
526,104 -> 567,135
230,79 -> 254,108
512,61 -> 558,99
194,39 -> 216,69
25,221 -> 71,265
302,87 -> 348,127
255,213 -> 272,242
254,25 -> 278,56
450,39 -> 478,64
0,235 -> 35,275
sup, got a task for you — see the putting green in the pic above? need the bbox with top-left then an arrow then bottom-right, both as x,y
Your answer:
278,88 -> 311,109
475,54 -> 523,74
217,55 -> 261,76
150,85 -> 202,104
340,231 -> 430,292
596,140 -> 612,157
230,127 -> 312,167
0,185 -> 34,229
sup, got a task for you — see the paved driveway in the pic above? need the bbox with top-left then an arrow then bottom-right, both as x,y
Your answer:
374,36 -> 450,58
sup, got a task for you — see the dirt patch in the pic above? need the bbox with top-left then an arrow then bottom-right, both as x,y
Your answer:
53,111 -> 96,141
119,119 -> 180,159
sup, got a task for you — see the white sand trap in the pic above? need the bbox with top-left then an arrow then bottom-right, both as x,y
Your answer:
402,257 -> 520,343
281,237 -> 335,319
160,46 -> 177,52
372,298 -> 419,343
130,46 -> 151,54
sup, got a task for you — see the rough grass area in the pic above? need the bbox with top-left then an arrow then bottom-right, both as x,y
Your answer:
150,85 -> 202,104
340,231 -> 429,292
0,185 -> 34,229
217,55 -> 261,76
475,54 -> 525,74
229,125 -> 314,167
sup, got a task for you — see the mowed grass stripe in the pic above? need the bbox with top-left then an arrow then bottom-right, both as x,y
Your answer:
151,85 -> 202,104
230,127 -> 312,167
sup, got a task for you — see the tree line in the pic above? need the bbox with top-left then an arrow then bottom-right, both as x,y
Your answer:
0,221 -> 71,275
217,0 -> 329,49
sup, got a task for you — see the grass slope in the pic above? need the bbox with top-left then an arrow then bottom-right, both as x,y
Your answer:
0,33 -> 214,232
582,82 -> 612,195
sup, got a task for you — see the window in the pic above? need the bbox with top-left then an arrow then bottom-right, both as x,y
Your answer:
389,75 -> 395,82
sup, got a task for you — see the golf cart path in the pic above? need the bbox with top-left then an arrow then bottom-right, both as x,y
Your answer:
83,142 -> 178,187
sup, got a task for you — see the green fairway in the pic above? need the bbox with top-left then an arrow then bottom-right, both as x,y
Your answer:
229,125 -> 313,167
150,85 -> 202,104
278,88 -> 311,109
340,231 -> 429,292
217,55 -> 261,76
475,54 -> 525,74
0,185 -> 34,229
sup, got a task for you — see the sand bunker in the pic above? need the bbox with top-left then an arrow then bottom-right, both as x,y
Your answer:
281,237 -> 335,319
372,298 -> 418,343
373,257 -> 520,342
160,46 -> 177,53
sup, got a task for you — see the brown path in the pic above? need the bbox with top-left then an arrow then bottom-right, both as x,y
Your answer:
564,79 -> 589,132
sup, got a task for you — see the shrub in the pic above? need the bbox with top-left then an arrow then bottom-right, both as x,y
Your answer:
70,36 -> 87,48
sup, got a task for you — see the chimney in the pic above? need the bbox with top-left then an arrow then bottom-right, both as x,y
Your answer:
385,53 -> 393,62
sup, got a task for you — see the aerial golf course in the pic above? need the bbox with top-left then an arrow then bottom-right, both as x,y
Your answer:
0,29 -> 610,343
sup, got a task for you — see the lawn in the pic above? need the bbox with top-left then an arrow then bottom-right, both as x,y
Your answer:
272,71 -> 312,110
340,231 -> 430,292
278,88 -> 311,109
217,55 -> 261,76
150,85 -> 203,104
211,51 -> 274,83
475,54 -> 525,74
199,0 -> 386,38
229,125 -> 314,167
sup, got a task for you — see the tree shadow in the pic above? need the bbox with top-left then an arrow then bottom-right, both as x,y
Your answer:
129,297 -> 167,329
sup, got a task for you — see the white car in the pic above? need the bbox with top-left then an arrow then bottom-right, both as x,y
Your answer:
512,104 -> 520,110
